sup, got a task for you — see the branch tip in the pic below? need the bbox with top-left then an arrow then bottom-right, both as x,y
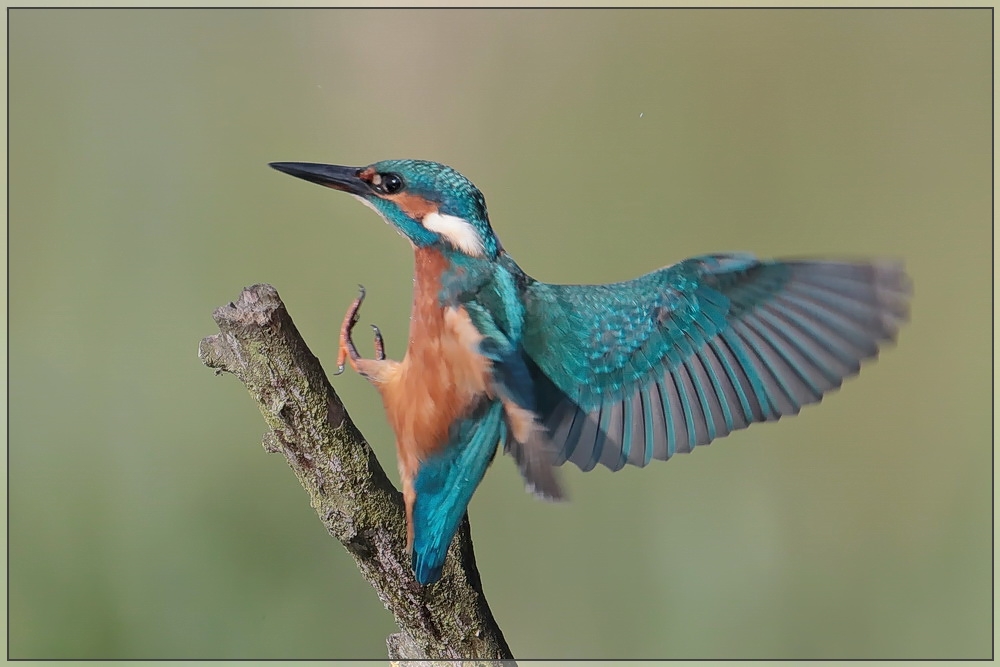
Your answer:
199,283 -> 513,661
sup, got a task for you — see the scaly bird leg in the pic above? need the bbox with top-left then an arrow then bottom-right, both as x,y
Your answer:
335,285 -> 399,384
335,285 -> 366,375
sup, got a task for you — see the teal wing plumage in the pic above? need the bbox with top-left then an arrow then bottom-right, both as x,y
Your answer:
520,254 -> 911,472
411,399 -> 506,585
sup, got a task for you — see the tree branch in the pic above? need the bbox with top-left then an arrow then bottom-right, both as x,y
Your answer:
198,284 -> 514,663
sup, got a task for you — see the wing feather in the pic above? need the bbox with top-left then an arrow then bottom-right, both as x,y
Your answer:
651,377 -> 673,460
700,342 -> 743,430
602,399 -> 627,471
707,336 -> 757,426
628,387 -> 652,467
672,362 -> 701,452
522,256 -> 910,472
692,349 -> 728,438
618,395 -> 634,470
572,404 -> 603,472
587,403 -> 614,472
719,327 -> 781,420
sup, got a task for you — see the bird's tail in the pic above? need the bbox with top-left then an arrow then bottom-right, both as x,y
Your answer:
411,399 -> 506,585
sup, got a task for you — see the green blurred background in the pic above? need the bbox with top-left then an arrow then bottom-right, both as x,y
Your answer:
8,8 -> 991,659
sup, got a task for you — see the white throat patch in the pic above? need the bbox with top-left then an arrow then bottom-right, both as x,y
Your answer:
423,211 -> 486,257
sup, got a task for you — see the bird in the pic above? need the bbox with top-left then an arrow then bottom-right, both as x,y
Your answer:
268,158 -> 911,585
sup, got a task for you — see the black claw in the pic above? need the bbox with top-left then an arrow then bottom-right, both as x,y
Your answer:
371,324 -> 386,361
333,364 -> 345,376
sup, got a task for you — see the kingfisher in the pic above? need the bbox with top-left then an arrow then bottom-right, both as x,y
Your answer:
269,159 -> 910,585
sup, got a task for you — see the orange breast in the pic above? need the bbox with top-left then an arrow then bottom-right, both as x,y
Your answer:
378,248 -> 492,478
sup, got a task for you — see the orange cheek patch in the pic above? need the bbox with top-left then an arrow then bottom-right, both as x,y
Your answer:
385,193 -> 439,221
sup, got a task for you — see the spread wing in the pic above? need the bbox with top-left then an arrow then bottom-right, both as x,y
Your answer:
520,254 -> 911,472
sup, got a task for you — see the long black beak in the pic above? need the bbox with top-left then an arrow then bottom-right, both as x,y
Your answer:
268,162 -> 371,196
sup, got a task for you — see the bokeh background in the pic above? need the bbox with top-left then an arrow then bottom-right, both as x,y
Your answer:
8,8 -> 991,660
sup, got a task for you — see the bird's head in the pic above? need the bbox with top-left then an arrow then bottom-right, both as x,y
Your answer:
270,159 -> 500,259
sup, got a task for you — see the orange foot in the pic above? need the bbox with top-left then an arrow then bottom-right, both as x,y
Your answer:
335,286 -> 392,381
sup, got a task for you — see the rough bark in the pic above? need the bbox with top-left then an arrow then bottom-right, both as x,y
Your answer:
198,283 -> 514,663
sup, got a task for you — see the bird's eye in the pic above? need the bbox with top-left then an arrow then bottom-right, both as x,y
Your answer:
381,173 -> 404,194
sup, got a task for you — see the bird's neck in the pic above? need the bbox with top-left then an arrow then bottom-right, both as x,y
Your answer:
415,245 -> 495,300
409,246 -> 532,348
411,247 -> 451,314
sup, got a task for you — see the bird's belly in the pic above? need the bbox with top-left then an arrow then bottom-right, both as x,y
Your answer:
382,305 -> 492,468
